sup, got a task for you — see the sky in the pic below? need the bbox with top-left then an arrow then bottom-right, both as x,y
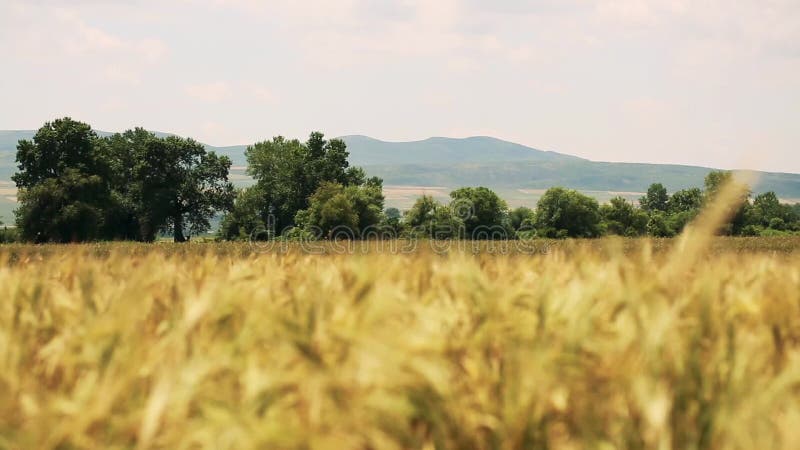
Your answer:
1,0 -> 799,173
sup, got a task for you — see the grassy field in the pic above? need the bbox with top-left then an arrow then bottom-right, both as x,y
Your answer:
0,234 -> 799,449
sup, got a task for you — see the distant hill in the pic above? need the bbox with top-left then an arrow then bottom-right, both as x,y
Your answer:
341,135 -> 583,166
2,130 -> 800,221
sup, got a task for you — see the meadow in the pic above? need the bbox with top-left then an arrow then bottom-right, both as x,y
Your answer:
0,232 -> 799,450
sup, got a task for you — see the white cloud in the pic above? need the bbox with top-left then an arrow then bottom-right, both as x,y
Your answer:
0,2 -> 168,87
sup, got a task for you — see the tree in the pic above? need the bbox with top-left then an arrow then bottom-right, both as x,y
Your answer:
0,220 -> 19,244
703,170 -> 751,235
534,187 -> 602,238
349,177 -> 385,233
13,118 -> 110,189
640,183 -> 669,212
405,195 -> 438,231
239,133 -> 367,237
385,207 -> 402,220
509,206 -> 536,231
405,195 -> 464,239
15,169 -> 110,242
102,128 -> 153,240
381,208 -> 404,237
295,178 -> 385,239
751,192 -> 795,229
132,135 -> 234,242
218,187 -> 268,241
296,182 -> 359,238
668,188 -> 703,214
13,118 -> 115,242
703,171 -> 732,198
666,210 -> 698,235
600,197 -> 648,236
646,211 -> 675,237
448,187 -> 509,238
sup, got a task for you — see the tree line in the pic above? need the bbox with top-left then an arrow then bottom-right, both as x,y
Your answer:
217,132 -> 800,240
6,117 -> 800,243
9,118 -> 234,242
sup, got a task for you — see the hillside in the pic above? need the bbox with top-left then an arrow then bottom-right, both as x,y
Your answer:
2,130 -> 800,221
341,135 -> 583,165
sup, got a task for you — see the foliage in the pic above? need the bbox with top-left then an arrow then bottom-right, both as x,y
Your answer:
9,120 -> 800,243
534,187 -> 602,238
239,133 -> 368,237
639,183 -> 669,212
646,210 -> 675,237
0,226 -> 19,243
666,209 -> 699,235
668,187 -> 703,214
12,118 -> 109,189
295,178 -> 385,239
702,171 -> 753,236
448,186 -> 509,238
751,192 -> 796,228
218,187 -> 268,241
508,206 -> 535,231
12,119 -> 234,243
128,135 -> 234,242
385,207 -> 401,220
405,195 -> 465,239
13,118 -> 116,242
15,170 -> 111,242
600,196 -> 649,236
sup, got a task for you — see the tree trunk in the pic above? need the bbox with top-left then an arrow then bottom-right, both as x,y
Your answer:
173,214 -> 187,243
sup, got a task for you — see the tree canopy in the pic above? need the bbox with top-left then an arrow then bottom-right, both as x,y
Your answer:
13,118 -> 233,242
639,183 -> 669,212
295,178 -> 385,239
448,186 -> 509,238
221,132 -> 369,240
13,118 -> 115,242
600,197 -> 648,237
534,187 -> 602,238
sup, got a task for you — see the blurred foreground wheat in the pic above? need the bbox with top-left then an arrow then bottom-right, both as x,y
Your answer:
0,236 -> 799,449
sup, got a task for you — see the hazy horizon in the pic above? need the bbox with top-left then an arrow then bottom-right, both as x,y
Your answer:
2,0 -> 798,172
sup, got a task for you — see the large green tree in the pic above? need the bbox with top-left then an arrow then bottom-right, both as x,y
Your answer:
509,206 -> 536,232
218,187 -> 268,240
405,195 -> 464,239
751,192 -> 795,228
15,170 -> 112,242
534,187 -> 602,238
600,197 -> 648,237
448,187 -> 509,238
295,177 -> 384,239
102,128 -> 153,240
294,179 -> 383,239
229,132 -> 368,238
668,188 -> 703,214
13,118 -> 116,242
639,183 -> 669,212
130,135 -> 234,242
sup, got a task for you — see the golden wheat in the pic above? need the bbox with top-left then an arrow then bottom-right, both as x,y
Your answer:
0,236 -> 798,449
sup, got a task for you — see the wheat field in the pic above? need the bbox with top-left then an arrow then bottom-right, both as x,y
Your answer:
0,233 -> 799,449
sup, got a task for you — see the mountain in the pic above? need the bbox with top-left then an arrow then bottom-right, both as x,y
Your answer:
341,135 -> 583,166
2,130 -> 800,221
